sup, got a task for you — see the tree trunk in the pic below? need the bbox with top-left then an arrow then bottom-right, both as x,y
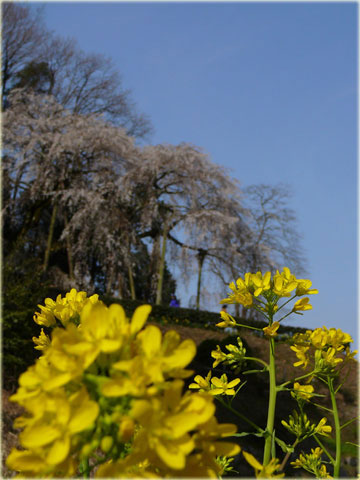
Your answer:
155,224 -> 168,306
118,273 -> 123,299
43,200 -> 58,273
195,249 -> 206,310
128,263 -> 136,300
63,211 -> 74,281
106,264 -> 115,296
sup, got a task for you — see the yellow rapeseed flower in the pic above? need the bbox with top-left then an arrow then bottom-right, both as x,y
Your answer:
296,279 -> 319,296
243,451 -> 285,478
189,371 -> 212,392
220,275 -> 253,307
251,271 -> 271,297
272,268 -> 298,297
263,321 -> 280,338
216,310 -> 237,328
292,382 -> 314,401
292,297 -> 312,313
210,374 -> 240,396
130,380 -> 215,470
290,344 -> 310,369
32,328 -> 51,351
33,289 -> 100,327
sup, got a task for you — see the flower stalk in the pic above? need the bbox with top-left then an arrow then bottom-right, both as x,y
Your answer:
263,336 -> 277,465
328,376 -> 341,478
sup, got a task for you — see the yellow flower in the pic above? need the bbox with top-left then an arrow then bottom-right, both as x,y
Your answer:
292,382 -> 314,401
135,325 -> 196,381
33,297 -> 58,327
46,323 -> 97,382
117,416 -> 135,442
33,289 -> 100,328
32,328 -> 51,351
103,326 -> 196,397
210,374 -> 240,396
292,297 -> 312,313
221,275 -> 253,307
315,417 -> 332,436
189,371 -> 212,392
291,447 -> 332,478
8,387 -> 98,475
296,279 -> 318,296
291,447 -> 322,468
81,302 -> 151,353
216,310 -> 237,328
211,345 -> 228,367
11,355 -> 73,404
311,326 -> 352,350
192,416 -> 241,471
290,344 -> 310,369
243,451 -> 285,478
130,380 -> 215,470
263,321 -> 280,338
272,268 -> 298,297
251,271 -> 271,297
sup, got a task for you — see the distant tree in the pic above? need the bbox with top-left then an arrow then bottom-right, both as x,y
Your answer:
243,183 -> 306,276
2,3 -> 153,139
206,183 -> 307,318
13,60 -> 55,94
1,2 -> 47,109
2,89 -> 135,290
121,143 -> 245,306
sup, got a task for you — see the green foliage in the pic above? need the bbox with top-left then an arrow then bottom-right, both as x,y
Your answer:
2,257 -> 50,386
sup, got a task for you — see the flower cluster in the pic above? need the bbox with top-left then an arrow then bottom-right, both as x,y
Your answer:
291,326 -> 357,376
291,382 -> 314,402
291,447 -> 332,478
7,291 -> 240,478
189,371 -> 241,397
211,337 -> 247,371
281,410 -> 332,442
33,288 -> 100,328
220,268 -> 318,311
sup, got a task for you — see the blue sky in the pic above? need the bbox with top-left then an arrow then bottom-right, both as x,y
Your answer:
38,2 -> 358,348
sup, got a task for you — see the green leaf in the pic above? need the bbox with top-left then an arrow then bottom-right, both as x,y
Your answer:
274,437 -> 295,454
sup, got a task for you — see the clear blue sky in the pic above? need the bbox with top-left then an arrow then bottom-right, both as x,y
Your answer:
38,2 -> 358,348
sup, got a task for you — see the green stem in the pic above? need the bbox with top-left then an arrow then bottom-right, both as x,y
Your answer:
234,322 -> 263,331
217,397 -> 263,433
308,401 -> 333,413
279,438 -> 299,471
340,416 -> 360,430
80,458 -> 90,478
328,377 -> 341,477
276,294 -> 297,313
313,434 -> 335,464
277,310 -> 294,323
244,356 -> 269,369
279,370 -> 316,389
263,337 -> 277,465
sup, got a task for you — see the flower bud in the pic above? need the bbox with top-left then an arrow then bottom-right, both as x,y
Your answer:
81,443 -> 93,458
101,436 -> 114,453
